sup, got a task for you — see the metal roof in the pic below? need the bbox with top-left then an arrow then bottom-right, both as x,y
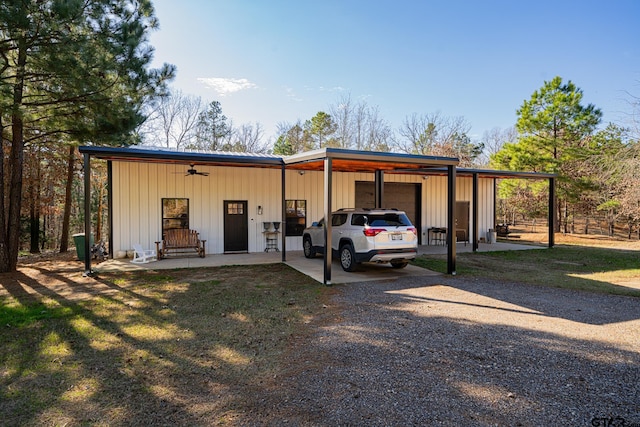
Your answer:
79,145 -> 554,179
79,145 -> 284,168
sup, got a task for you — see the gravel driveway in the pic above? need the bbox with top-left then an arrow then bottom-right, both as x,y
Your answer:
255,275 -> 640,426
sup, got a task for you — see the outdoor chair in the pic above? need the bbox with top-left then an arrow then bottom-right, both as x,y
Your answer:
131,243 -> 157,264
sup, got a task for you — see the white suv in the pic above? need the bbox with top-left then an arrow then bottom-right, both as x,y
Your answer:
302,208 -> 418,272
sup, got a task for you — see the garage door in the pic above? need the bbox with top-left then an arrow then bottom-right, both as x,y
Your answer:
355,182 -> 421,235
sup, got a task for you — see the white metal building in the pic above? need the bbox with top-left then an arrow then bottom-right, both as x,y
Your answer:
79,145 -> 556,283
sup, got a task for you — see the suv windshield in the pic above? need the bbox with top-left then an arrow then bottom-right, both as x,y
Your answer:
351,213 -> 412,227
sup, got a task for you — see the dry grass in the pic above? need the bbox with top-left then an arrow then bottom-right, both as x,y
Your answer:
0,261 -> 330,426
2,233 -> 639,425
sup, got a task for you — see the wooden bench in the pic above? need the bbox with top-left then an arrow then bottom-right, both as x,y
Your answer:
155,229 -> 206,259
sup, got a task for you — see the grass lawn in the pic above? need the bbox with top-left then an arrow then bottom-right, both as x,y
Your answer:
0,263 -> 329,426
412,244 -> 640,297
1,241 -> 638,424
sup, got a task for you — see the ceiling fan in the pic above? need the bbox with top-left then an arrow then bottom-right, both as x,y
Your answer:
184,164 -> 209,176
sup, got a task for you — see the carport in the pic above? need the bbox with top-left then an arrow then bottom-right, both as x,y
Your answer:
420,167 -> 557,251
283,148 -> 460,285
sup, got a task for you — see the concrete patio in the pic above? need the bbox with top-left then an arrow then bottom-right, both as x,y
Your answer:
93,241 -> 543,284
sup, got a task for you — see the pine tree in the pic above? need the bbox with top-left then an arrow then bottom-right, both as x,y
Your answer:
0,0 -> 174,271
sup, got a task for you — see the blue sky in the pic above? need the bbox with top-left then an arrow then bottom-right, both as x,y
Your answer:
148,0 -> 640,143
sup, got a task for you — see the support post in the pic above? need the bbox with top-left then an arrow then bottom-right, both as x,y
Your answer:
447,165 -> 457,274
472,172 -> 478,252
83,153 -> 92,276
374,170 -> 384,208
493,178 -> 497,229
323,158 -> 333,285
107,160 -> 113,259
281,164 -> 287,261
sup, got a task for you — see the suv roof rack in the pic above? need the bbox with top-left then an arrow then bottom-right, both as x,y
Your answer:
335,207 -> 401,212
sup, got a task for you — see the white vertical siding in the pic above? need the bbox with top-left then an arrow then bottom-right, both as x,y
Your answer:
112,163 -> 496,253
420,175 -> 494,245
112,162 -> 281,254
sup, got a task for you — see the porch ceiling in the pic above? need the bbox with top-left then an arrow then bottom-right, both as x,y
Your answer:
284,148 -> 459,173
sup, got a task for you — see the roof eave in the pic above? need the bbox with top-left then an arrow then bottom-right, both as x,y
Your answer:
78,145 -> 284,167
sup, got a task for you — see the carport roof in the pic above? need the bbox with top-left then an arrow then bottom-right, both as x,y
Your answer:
284,147 -> 459,172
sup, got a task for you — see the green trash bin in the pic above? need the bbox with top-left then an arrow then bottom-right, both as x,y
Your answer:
73,233 -> 94,261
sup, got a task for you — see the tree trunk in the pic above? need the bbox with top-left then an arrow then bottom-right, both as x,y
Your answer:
42,210 -> 47,251
59,145 -> 75,253
29,187 -> 39,253
1,40 -> 28,272
96,183 -> 102,243
0,116 -> 9,271
556,197 -> 562,233
7,117 -> 25,271
570,210 -> 575,234
29,148 -> 41,253
608,215 -> 614,237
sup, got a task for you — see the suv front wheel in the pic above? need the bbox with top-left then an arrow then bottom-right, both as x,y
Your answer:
339,244 -> 358,272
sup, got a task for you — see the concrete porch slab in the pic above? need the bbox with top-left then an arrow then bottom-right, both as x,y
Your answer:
92,241 -> 541,284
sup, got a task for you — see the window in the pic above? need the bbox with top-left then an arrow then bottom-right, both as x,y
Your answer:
331,213 -> 348,226
367,213 -> 412,227
227,202 -> 244,215
162,198 -> 189,238
351,214 -> 366,226
285,200 -> 306,236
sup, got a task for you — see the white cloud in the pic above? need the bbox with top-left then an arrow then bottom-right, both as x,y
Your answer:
284,86 -> 303,102
197,77 -> 257,96
318,86 -> 345,93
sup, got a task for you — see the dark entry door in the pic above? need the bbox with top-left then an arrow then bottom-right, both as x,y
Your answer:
224,201 -> 248,252
455,201 -> 470,243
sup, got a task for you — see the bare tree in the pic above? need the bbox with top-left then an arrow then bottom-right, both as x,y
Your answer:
363,105 -> 392,152
141,89 -> 203,148
396,113 -> 439,154
328,95 -> 392,151
396,112 -> 481,165
232,122 -> 268,153
478,126 -> 517,167
353,102 -> 368,150
330,94 -> 355,148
